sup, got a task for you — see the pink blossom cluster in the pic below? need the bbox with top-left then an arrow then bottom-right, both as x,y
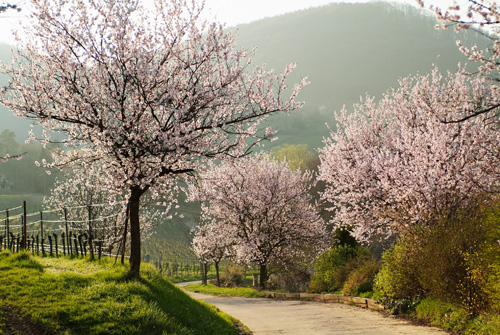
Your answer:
318,67 -> 499,242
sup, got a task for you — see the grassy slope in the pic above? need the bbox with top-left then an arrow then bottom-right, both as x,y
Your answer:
0,251 -> 247,335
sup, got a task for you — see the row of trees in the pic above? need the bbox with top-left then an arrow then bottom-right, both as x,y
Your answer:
0,0 -> 307,277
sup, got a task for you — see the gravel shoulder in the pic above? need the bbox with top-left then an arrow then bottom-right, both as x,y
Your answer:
183,289 -> 447,335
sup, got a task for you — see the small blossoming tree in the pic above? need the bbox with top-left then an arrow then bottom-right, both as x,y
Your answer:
191,220 -> 236,286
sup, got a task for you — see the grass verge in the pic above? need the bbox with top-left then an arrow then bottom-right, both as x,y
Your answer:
402,297 -> 500,334
0,251 -> 248,335
184,283 -> 266,298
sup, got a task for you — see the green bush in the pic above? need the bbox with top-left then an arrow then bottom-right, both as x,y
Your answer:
309,245 -> 370,293
216,263 -> 245,288
374,201 -> 500,316
373,238 -> 423,304
341,257 -> 380,296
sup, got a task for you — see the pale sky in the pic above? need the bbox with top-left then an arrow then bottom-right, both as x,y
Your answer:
0,0 -> 457,45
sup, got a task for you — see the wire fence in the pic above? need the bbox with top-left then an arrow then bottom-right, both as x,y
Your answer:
0,201 -> 205,278
0,201 -> 130,261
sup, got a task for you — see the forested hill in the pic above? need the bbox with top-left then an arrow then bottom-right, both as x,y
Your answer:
233,1 -> 490,149
0,1 -> 489,148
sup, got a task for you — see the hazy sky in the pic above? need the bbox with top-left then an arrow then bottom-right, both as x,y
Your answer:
0,0 -> 456,45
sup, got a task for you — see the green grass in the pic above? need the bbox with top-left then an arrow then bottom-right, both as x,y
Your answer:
0,251 -> 248,335
184,283 -> 266,298
412,298 -> 500,334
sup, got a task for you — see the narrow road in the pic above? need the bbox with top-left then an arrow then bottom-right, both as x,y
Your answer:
179,284 -> 446,335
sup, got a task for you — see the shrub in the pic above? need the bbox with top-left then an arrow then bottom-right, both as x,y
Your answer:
415,298 -> 469,331
215,263 -> 245,288
375,200 -> 500,315
309,245 -> 370,293
341,257 -> 380,296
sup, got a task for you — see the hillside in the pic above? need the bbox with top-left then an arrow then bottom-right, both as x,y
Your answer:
0,251 -> 247,335
0,1 -> 492,262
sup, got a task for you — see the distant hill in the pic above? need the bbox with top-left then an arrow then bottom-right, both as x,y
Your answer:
234,1 -> 490,149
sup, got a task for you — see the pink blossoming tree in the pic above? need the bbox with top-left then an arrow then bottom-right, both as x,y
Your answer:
318,67 -> 499,242
188,153 -> 328,289
0,0 -> 306,276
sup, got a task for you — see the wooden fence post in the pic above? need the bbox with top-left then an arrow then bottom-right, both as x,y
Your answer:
5,209 -> 9,250
48,235 -> 53,256
87,205 -> 94,261
22,201 -> 27,250
64,208 -> 70,256
53,233 -> 58,257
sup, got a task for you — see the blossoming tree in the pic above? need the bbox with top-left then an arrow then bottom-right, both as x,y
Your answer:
318,68 -> 499,241
188,153 -> 328,289
0,0 -> 306,276
44,162 -> 160,256
191,220 -> 236,286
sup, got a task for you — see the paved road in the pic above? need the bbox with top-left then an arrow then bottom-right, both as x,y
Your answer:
180,285 -> 447,335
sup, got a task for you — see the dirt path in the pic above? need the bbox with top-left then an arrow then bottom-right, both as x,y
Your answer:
182,288 -> 447,335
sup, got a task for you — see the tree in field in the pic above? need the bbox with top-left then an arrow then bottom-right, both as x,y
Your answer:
191,220 -> 236,286
188,153 -> 328,289
318,67 -> 499,242
270,144 -> 318,172
44,162 -> 160,255
0,0 -> 307,276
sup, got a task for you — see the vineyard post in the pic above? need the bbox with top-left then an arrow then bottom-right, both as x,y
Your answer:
64,208 -> 70,255
40,211 -> 45,255
6,209 -> 9,249
87,205 -> 94,261
40,211 -> 44,240
22,201 -> 27,249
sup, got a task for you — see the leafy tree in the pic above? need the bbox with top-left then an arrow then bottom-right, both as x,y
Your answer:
270,144 -> 318,172
0,0 -> 306,276
188,153 -> 328,289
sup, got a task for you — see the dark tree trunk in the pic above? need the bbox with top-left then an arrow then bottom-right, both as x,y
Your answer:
215,261 -> 220,287
128,186 -> 142,278
259,263 -> 267,290
202,263 -> 208,285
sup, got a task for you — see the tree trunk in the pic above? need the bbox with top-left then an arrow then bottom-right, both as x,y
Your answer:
202,263 -> 208,285
215,261 -> 220,287
128,186 -> 142,278
259,263 -> 267,290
